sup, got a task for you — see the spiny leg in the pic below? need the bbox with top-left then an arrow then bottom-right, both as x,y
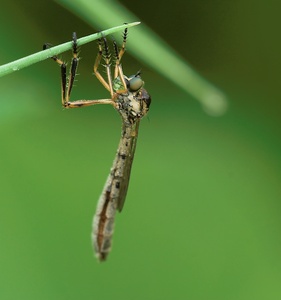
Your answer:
113,27 -> 128,79
65,32 -> 79,106
43,32 -> 79,107
120,26 -> 128,60
93,36 -> 114,97
44,33 -> 115,109
113,40 -> 127,92
93,38 -> 111,92
67,37 -> 116,109
112,27 -> 128,92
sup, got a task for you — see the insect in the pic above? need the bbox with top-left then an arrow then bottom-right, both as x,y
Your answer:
44,28 -> 151,261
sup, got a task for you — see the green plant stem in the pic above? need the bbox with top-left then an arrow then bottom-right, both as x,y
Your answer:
0,22 -> 140,78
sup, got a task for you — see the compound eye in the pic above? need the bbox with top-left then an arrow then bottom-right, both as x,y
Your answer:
128,76 -> 143,91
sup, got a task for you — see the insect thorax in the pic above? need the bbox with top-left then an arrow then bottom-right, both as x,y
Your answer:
113,76 -> 151,124
116,89 -> 150,124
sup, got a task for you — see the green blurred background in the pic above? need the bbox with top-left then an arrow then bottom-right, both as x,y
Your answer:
1,1 -> 281,299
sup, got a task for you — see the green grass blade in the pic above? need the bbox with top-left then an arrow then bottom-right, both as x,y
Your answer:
55,0 -> 227,115
0,22 -> 139,78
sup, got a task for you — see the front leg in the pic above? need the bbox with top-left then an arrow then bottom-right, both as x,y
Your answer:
43,33 -> 116,109
65,98 -> 116,109
44,32 -> 79,107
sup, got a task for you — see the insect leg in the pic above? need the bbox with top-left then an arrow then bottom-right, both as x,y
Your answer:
43,32 -> 79,107
93,36 -> 114,97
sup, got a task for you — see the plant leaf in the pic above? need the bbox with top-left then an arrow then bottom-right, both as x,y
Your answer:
0,22 -> 139,78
